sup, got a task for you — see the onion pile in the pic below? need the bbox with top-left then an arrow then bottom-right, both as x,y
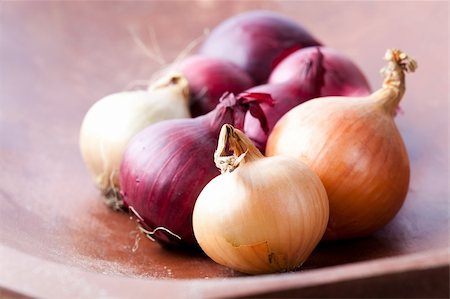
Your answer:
78,9 -> 417,276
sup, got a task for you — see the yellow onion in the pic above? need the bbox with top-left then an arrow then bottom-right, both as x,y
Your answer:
79,73 -> 190,209
266,49 -> 417,240
193,124 -> 329,274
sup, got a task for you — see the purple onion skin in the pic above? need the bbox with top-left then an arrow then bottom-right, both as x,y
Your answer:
269,47 -> 371,97
198,10 -> 321,84
177,55 -> 255,117
245,47 -> 371,154
120,118 -> 217,248
244,83 -> 305,153
120,94 -> 270,248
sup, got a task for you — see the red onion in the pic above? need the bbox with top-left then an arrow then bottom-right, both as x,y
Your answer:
245,47 -> 371,153
198,10 -> 321,84
176,55 -> 255,117
243,83 -> 303,152
119,92 -> 272,248
269,47 -> 371,96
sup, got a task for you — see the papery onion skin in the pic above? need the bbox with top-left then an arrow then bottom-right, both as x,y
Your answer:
79,74 -> 190,209
120,93 -> 271,248
266,49 -> 416,240
198,10 -> 321,84
176,55 -> 255,117
244,47 -> 371,153
269,47 -> 371,97
193,125 -> 329,274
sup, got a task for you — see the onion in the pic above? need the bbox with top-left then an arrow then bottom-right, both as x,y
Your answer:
120,92 -> 273,248
269,47 -> 371,97
244,47 -> 371,153
79,73 -> 190,209
193,125 -> 329,274
266,49 -> 417,240
176,55 -> 255,117
198,10 -> 321,84
243,83 -> 306,152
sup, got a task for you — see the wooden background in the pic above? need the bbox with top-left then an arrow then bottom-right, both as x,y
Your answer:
0,1 -> 448,298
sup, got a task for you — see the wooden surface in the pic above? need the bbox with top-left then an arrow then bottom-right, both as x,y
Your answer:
0,1 -> 449,298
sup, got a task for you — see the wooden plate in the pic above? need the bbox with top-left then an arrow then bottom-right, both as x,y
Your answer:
0,2 -> 448,298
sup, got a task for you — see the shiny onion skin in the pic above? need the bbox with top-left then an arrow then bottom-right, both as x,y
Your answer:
176,55 -> 255,117
120,92 -> 273,248
198,10 -> 321,84
193,125 -> 329,274
269,47 -> 371,97
244,47 -> 371,154
266,49 -> 417,240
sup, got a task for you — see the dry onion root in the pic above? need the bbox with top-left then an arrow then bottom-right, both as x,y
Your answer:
266,49 -> 417,240
193,124 -> 329,274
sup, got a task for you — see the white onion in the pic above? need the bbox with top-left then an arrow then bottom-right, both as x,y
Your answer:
79,73 -> 190,209
193,125 -> 329,274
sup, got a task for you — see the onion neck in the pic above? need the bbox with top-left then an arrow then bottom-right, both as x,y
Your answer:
149,72 -> 190,105
207,92 -> 273,135
374,49 -> 417,115
214,124 -> 264,174
300,46 -> 325,98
